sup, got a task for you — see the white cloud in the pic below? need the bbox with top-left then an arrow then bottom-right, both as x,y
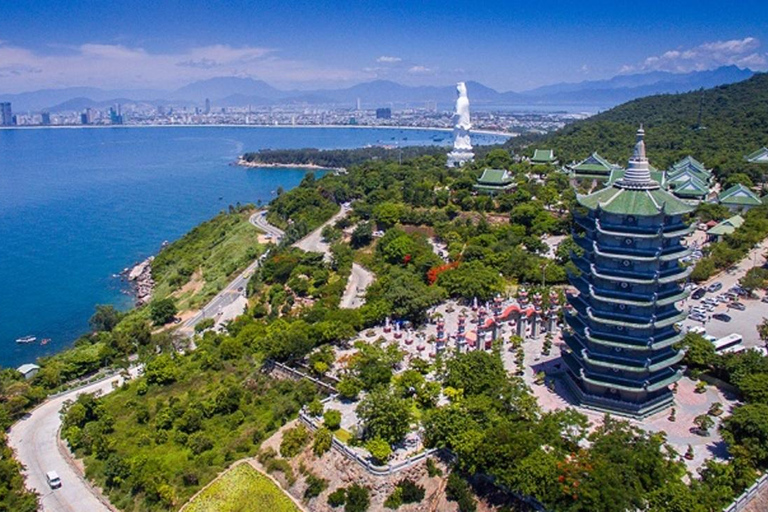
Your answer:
376,55 -> 402,63
408,65 -> 433,74
0,41 -> 367,92
621,37 -> 767,74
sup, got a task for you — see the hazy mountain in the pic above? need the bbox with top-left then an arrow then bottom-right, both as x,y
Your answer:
0,87 -> 166,111
172,77 -> 283,101
0,66 -> 755,112
521,66 -> 754,104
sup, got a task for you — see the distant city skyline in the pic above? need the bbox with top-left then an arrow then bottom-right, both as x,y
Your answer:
1,0 -> 767,93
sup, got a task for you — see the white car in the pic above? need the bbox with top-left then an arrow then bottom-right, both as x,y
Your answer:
46,471 -> 62,489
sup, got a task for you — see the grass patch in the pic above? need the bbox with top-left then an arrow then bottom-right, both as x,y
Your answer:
334,428 -> 352,444
184,463 -> 300,512
151,206 -> 264,311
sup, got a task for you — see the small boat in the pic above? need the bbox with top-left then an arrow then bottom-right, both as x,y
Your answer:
41,338 -> 50,346
16,335 -> 36,344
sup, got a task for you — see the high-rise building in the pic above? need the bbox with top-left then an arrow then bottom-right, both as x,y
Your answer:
204,98 -> 211,115
41,112 -> 51,126
0,102 -> 12,126
375,107 -> 391,119
563,127 -> 694,418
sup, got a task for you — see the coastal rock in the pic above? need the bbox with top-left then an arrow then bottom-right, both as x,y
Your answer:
128,256 -> 155,306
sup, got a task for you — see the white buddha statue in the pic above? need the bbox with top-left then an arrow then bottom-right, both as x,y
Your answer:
447,82 -> 474,167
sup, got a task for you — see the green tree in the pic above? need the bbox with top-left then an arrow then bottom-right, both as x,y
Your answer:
344,484 -> 370,512
365,437 -> 392,464
149,298 -> 177,326
324,409 -> 342,430
722,403 -> 768,468
356,387 -> 413,445
445,351 -> 506,396
89,305 -> 121,332
351,222 -> 374,248
313,427 -> 333,456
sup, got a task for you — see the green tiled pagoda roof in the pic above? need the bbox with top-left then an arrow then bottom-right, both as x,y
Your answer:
532,149 -> 556,163
667,166 -> 711,185
670,155 -> 710,175
571,152 -> 618,174
745,147 -> 768,163
718,183 -> 764,206
578,183 -> 695,216
668,174 -> 709,198
707,215 -> 744,236
477,168 -> 512,185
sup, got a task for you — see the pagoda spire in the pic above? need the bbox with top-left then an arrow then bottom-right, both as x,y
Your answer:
618,125 -> 658,190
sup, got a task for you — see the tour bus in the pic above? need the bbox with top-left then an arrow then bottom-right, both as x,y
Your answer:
712,333 -> 744,353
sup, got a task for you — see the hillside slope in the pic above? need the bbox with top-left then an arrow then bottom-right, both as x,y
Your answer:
508,73 -> 768,182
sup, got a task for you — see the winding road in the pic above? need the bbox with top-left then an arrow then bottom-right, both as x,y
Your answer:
8,369 -> 139,512
9,205 -> 368,512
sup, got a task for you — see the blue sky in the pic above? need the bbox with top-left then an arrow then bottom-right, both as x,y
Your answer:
0,0 -> 767,93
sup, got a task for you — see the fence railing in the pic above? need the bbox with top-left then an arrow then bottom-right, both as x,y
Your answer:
724,474 -> 768,512
299,411 -> 438,476
263,359 -> 338,394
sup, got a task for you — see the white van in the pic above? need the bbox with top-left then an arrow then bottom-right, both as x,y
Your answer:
46,471 -> 61,489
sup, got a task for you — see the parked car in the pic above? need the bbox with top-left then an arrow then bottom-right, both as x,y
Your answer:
729,302 -> 746,311
692,288 -> 707,300
713,313 -> 732,322
708,282 -> 723,293
762,295 -> 768,304
689,314 -> 707,322
46,471 -> 61,489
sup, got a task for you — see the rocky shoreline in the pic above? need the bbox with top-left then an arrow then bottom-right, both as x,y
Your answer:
126,256 -> 155,306
234,155 -> 345,172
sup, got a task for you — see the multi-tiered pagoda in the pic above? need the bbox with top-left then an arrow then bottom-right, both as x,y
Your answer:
563,126 -> 695,418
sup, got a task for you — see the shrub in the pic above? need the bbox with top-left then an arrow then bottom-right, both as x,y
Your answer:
313,427 -> 333,456
345,483 -> 370,512
446,473 -> 476,512
324,409 -> 342,430
385,479 -> 424,509
304,473 -> 328,499
366,437 -> 392,464
328,488 -> 346,507
280,424 -> 310,458
308,398 -> 324,417
426,458 -> 442,477
187,432 -> 214,454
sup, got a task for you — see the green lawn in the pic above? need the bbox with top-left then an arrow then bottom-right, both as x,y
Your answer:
184,463 -> 300,512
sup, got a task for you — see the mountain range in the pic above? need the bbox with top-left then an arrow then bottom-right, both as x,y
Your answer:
0,66 -> 755,113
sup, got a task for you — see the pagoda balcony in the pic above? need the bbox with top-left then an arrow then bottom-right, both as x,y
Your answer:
585,306 -> 686,330
587,283 -> 689,307
564,315 -> 684,351
563,353 -> 683,393
568,337 -> 685,373
595,219 -> 661,239
590,264 -> 691,285
662,224 -> 695,238
595,219 -> 663,236
562,368 -> 676,418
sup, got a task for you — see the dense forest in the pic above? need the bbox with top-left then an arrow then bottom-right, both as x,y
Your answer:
507,73 -> 768,183
241,145 -> 449,170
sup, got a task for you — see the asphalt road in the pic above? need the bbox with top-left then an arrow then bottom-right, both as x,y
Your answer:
339,263 -> 374,309
250,210 -> 285,240
8,369 -> 139,512
292,205 -> 349,261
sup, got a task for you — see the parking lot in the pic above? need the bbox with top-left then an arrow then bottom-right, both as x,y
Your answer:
679,237 -> 768,348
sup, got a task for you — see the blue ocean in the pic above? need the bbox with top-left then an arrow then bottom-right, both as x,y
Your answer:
0,126 -> 505,368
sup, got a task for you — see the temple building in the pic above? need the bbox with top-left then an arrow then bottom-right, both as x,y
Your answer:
717,183 -> 764,213
563,126 -> 694,418
531,149 -> 557,166
665,156 -> 714,202
473,168 -> 515,194
567,152 -> 620,181
745,147 -> 768,164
